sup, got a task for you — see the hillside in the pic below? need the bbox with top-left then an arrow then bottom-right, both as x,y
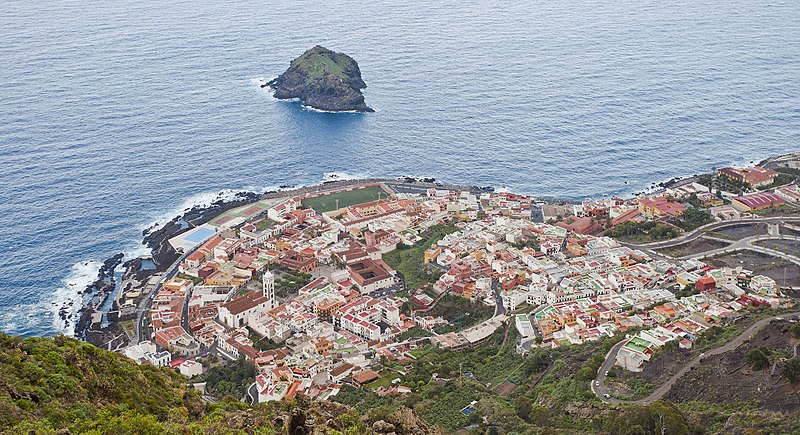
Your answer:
0,333 -> 436,434
4,329 -> 800,434
331,322 -> 800,434
266,46 -> 373,112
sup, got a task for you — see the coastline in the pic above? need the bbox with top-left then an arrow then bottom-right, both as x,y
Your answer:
70,176 -> 493,346
73,192 -> 260,346
65,150 -> 800,347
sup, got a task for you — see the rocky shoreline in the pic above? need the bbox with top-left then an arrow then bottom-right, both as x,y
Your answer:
72,191 -> 261,346
69,253 -> 124,339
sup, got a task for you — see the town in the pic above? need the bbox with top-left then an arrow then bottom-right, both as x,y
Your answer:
117,158 -> 800,405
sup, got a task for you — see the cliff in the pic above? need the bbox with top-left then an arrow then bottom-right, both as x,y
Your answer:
265,45 -> 374,112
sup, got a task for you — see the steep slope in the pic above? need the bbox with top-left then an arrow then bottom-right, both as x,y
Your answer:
0,333 -> 435,434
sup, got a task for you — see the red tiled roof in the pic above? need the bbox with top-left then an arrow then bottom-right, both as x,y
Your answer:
734,192 -> 784,208
221,291 -> 268,315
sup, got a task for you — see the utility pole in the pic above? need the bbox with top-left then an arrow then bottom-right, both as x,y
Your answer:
335,199 -> 339,210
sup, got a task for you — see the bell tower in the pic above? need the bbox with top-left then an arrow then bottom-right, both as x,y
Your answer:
263,269 -> 275,309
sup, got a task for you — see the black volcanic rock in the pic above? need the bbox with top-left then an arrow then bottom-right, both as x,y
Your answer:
265,45 -> 373,112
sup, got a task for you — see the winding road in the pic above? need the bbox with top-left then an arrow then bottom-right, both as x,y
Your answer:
681,233 -> 800,267
622,216 -> 800,251
593,312 -> 800,405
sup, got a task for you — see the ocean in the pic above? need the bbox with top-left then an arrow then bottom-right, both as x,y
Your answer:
0,0 -> 798,336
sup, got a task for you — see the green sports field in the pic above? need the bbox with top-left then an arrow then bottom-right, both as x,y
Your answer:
302,185 -> 388,213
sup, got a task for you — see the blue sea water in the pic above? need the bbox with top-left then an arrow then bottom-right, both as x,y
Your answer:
0,0 -> 798,337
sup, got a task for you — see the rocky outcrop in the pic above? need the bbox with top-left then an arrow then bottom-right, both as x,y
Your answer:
265,45 -> 373,112
72,253 -> 124,340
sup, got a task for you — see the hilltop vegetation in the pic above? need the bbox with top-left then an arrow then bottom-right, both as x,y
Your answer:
334,322 -> 800,434
4,325 -> 800,433
0,333 -> 432,434
383,223 -> 458,293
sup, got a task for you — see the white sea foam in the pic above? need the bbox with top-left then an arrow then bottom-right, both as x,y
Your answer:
0,302 -> 51,337
0,259 -> 104,337
141,188 -> 257,235
121,243 -> 152,260
300,105 -> 362,114
51,260 -> 102,336
251,77 -> 279,101
252,79 -> 371,113
49,187 -> 280,336
322,171 -> 368,183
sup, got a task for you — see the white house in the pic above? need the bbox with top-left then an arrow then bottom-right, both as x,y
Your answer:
178,360 -> 203,378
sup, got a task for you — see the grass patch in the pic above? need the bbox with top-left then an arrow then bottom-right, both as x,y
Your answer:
366,372 -> 402,390
750,204 -> 800,216
608,221 -> 680,243
254,218 -> 276,231
423,295 -> 494,332
177,273 -> 203,286
382,224 -> 459,292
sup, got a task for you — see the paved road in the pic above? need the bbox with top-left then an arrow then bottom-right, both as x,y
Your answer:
681,233 -> 800,267
136,250 -> 192,343
133,273 -> 162,345
492,280 -> 506,317
623,216 -> 800,250
246,382 -> 258,404
593,312 -> 800,405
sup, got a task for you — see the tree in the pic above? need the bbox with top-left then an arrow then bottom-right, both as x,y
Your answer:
515,397 -> 532,421
783,359 -> 800,384
675,207 -> 714,231
791,324 -> 800,340
684,194 -> 702,208
746,349 -> 769,371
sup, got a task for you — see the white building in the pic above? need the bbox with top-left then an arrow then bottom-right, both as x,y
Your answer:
515,314 -> 535,338
123,341 -> 158,363
145,350 -> 172,367
178,360 -> 203,378
218,271 -> 275,329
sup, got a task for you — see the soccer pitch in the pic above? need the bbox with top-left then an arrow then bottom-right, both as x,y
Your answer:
302,185 -> 388,213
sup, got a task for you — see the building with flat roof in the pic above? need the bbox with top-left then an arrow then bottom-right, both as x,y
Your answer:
515,314 -> 535,338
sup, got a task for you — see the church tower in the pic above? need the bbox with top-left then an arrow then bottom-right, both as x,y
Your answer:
263,269 -> 275,309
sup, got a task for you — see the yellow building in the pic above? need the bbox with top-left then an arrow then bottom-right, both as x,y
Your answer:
423,246 -> 442,264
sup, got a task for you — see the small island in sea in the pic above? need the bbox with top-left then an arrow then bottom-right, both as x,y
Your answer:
264,45 -> 374,112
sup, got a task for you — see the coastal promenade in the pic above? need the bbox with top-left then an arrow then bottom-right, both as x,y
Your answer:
592,312 -> 800,405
